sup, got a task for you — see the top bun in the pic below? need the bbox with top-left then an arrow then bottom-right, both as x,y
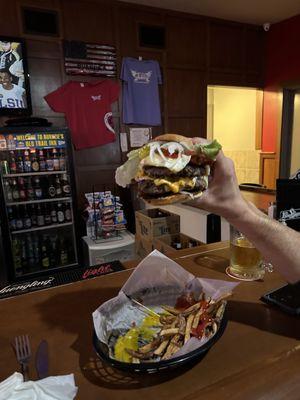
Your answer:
153,133 -> 193,144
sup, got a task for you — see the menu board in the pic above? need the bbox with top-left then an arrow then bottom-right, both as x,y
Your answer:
0,132 -> 66,150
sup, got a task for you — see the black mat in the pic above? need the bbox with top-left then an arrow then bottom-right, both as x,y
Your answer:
0,260 -> 125,300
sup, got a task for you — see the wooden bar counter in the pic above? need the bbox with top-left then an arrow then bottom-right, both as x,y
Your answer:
0,242 -> 299,400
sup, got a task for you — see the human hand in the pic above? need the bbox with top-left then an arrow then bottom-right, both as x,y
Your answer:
193,151 -> 249,221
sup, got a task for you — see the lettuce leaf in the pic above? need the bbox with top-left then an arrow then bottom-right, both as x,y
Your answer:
115,145 -> 150,188
194,139 -> 222,160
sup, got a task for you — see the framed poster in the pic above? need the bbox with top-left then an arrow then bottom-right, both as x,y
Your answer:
0,36 -> 32,116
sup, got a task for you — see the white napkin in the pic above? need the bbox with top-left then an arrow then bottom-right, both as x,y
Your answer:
0,372 -> 78,400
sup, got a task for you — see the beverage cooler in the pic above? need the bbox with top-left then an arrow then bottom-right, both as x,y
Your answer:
0,127 -> 79,283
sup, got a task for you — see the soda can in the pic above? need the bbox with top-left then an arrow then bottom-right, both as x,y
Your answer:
1,160 -> 9,175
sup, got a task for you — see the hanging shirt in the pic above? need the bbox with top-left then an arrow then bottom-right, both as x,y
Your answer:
44,80 -> 120,150
121,57 -> 162,126
0,84 -> 25,108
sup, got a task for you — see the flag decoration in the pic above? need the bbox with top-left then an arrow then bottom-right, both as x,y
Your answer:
63,40 -> 117,77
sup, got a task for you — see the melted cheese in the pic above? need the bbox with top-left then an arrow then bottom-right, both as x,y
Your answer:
154,177 -> 197,193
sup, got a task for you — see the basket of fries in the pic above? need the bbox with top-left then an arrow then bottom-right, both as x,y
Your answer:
92,250 -> 238,373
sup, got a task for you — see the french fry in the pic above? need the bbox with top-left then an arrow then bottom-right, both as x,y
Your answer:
181,302 -> 201,316
192,308 -> 204,329
160,328 -> 179,336
154,339 -> 170,355
178,315 -> 186,335
139,338 -> 161,354
184,313 -> 195,343
162,305 -> 181,315
162,335 -> 182,360
132,357 -> 140,364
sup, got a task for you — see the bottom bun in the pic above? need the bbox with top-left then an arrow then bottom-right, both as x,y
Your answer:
142,190 -> 203,205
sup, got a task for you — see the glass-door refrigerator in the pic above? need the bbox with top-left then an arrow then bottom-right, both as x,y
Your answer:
0,127 -> 79,283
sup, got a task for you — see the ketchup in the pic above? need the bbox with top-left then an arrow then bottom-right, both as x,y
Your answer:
161,148 -> 179,159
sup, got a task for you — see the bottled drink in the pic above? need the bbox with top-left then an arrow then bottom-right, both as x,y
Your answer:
44,204 -> 51,225
33,234 -> 41,266
30,149 -> 39,172
64,202 -> 72,222
55,175 -> 62,197
37,204 -> 45,227
23,150 -> 31,172
27,235 -> 35,269
30,204 -> 37,227
7,206 -> 17,231
56,203 -> 65,223
52,148 -> 60,171
21,238 -> 28,271
15,206 -> 23,230
18,177 -> 27,201
23,205 -> 32,229
41,236 -> 50,268
48,176 -> 56,198
61,174 -> 71,196
50,203 -> 58,224
59,149 -> 66,171
12,238 -> 22,275
46,150 -> 54,171
16,151 -> 24,173
4,180 -> 13,202
12,179 -> 19,201
49,236 -> 58,267
59,237 -> 68,265
1,160 -> 9,175
9,151 -> 17,174
26,177 -> 35,200
38,150 -> 46,171
34,177 -> 43,199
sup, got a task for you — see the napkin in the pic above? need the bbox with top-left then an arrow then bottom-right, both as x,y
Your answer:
0,372 -> 78,400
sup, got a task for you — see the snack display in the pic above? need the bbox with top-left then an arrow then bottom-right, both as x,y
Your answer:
115,133 -> 222,205
84,191 -> 127,239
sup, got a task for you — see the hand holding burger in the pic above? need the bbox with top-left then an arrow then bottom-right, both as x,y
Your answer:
115,133 -> 222,205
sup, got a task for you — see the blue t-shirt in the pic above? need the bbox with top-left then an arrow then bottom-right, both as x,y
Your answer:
120,57 -> 162,126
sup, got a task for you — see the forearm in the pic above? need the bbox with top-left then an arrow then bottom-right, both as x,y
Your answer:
228,206 -> 300,283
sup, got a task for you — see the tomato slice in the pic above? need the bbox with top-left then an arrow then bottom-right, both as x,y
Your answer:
161,148 -> 179,159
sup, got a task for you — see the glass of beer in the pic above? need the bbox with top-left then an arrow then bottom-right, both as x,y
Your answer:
227,225 -> 272,281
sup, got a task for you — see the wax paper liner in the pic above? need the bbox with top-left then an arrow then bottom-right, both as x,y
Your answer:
92,250 -> 238,360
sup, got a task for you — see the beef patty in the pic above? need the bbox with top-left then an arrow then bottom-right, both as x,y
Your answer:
139,177 -> 207,197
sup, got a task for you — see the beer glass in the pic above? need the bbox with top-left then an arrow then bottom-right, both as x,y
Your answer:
227,225 -> 273,281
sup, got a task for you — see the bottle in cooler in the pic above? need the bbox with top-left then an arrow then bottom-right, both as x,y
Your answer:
46,150 -> 54,171
38,149 -> 46,171
52,148 -> 60,171
23,205 -> 32,229
11,179 -> 19,201
23,150 -> 31,172
55,175 -> 62,197
18,177 -> 27,201
30,149 -> 39,172
16,151 -> 24,173
4,179 -> 13,202
9,151 -> 17,174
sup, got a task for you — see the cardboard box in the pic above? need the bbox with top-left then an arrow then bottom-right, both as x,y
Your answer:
135,209 -> 180,239
135,235 -> 154,259
154,233 -> 202,255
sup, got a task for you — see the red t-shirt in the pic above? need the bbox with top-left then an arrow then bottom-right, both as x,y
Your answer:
44,80 -> 120,150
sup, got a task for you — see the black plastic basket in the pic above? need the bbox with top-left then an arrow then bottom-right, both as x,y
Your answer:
93,310 -> 228,373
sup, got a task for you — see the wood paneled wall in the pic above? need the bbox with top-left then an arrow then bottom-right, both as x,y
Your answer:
0,0 -> 265,215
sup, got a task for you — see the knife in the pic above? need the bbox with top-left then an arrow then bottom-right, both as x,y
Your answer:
35,340 -> 49,379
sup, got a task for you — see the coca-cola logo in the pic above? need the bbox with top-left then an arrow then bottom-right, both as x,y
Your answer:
82,264 -> 113,279
0,277 -> 55,295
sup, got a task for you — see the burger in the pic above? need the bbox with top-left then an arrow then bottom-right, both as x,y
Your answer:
115,133 -> 222,205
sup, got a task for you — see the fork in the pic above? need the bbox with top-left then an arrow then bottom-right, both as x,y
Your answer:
14,335 -> 31,381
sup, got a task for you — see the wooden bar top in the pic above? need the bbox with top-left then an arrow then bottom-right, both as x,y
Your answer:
0,242 -> 299,400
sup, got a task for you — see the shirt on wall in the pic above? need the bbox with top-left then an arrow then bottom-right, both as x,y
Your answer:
0,84 -> 25,108
121,57 -> 162,126
44,80 -> 120,150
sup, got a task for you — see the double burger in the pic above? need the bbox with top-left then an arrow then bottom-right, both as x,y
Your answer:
115,133 -> 222,205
